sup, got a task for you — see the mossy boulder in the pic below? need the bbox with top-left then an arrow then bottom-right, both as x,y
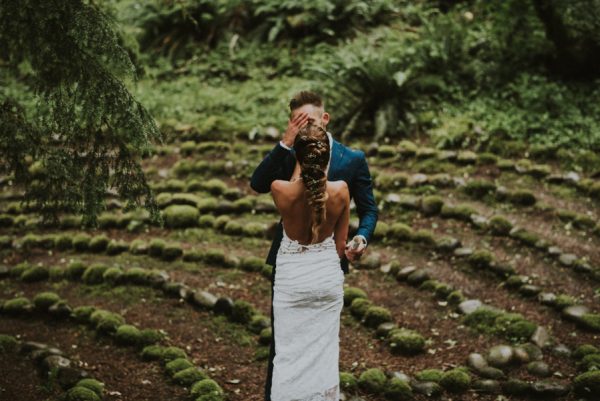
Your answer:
343,287 -> 368,307
161,346 -> 188,363
121,267 -> 149,284
439,369 -> 471,393
72,306 -> 96,323
161,243 -> 183,261
388,328 -> 426,355
21,265 -> 49,282
106,239 -> 129,255
415,368 -> 444,382
350,298 -> 373,319
240,256 -> 265,272
574,344 -> 599,359
248,314 -> 270,334
115,324 -> 142,346
580,353 -> 600,371
54,234 -> 73,250
82,264 -> 109,285
2,297 -> 33,314
363,306 -> 393,328
166,358 -> 194,377
259,328 -> 272,345
88,235 -> 110,252
573,370 -> 600,397
139,328 -> 164,346
488,216 -> 513,235
164,204 -> 200,228
141,345 -> 165,361
75,379 -> 105,397
383,377 -> 413,400
65,261 -> 87,280
0,334 -> 19,353
231,300 -> 255,324
33,292 -> 61,310
467,250 -> 494,269
148,239 -> 166,258
89,309 -> 125,334
203,249 -> 227,265
340,372 -> 358,392
421,195 -> 444,216
64,386 -> 101,401
464,180 -> 496,199
190,378 -> 224,397
198,215 -> 216,228
507,190 -> 536,206
102,267 -> 124,285
389,223 -> 413,241
173,366 -> 208,386
358,368 -> 387,393
440,204 -> 477,221
580,313 -> 600,332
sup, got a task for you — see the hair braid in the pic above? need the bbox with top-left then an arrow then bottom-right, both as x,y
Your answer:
293,123 -> 331,244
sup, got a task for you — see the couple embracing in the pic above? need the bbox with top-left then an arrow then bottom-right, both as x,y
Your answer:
250,90 -> 379,401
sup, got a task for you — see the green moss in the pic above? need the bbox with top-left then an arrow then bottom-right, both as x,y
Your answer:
33,291 -> 61,310
383,377 -> 413,400
554,294 -> 577,310
488,216 -> 513,235
54,234 -> 73,250
106,239 -> 129,255
387,328 -> 426,355
343,287 -> 368,307
173,366 -> 208,386
509,228 -> 540,247
161,243 -> 183,261
75,379 -> 105,397
204,249 -> 227,265
202,178 -> 228,195
190,378 -> 224,396
580,353 -> 600,371
89,234 -> 110,252
231,300 -> 255,324
411,229 -> 436,245
2,297 -> 33,314
467,250 -> 494,268
580,313 -> 600,332
141,345 -> 165,361
129,239 -> 148,254
363,306 -> 393,328
389,223 -> 413,241
148,239 -> 166,257
439,369 -> 471,393
574,344 -> 599,359
198,215 -> 217,228
240,256 -> 265,272
507,190 -> 536,206
415,368 -> 444,382
440,204 -> 477,221
340,372 -> 358,392
65,261 -> 87,280
89,309 -> 125,334
164,204 -> 200,228
464,179 -> 496,199
139,328 -> 164,346
115,324 -> 142,346
463,307 -> 503,333
358,368 -> 387,393
261,264 -> 273,279
0,334 -> 19,353
248,314 -> 270,334
447,290 -> 466,305
161,346 -> 188,363
21,265 -> 49,282
259,328 -> 272,345
166,358 -> 194,377
350,298 -> 373,319
102,267 -> 123,285
72,306 -> 96,322
64,386 -> 101,401
421,195 -> 444,215
242,222 -> 266,237
82,263 -> 109,284
573,371 -> 600,396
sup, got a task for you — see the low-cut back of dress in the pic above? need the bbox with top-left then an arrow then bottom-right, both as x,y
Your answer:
270,222 -> 344,401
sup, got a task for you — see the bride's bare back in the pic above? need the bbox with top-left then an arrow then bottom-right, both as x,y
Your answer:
271,179 -> 350,259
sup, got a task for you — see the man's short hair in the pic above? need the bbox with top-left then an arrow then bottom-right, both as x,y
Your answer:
289,91 -> 323,112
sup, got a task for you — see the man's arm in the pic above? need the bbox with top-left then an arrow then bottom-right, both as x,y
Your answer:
349,151 -> 379,244
250,142 -> 292,193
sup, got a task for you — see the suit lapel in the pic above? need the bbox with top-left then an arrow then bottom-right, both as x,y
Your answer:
328,138 -> 345,180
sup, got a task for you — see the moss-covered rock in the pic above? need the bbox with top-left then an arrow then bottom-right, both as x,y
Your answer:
240,256 -> 266,272
259,328 -> 272,345
190,378 -> 224,396
198,215 -> 216,228
340,372 -> 358,392
467,250 -> 494,269
54,234 -> 73,250
231,300 -> 255,324
88,234 -> 110,253
72,306 -> 96,323
75,379 -> 105,397
343,287 -> 368,307
173,366 -> 208,386
64,385 -> 101,401
102,267 -> 123,285
0,334 -> 19,353
139,328 -> 164,346
89,309 -> 125,334
553,294 -> 577,310
164,204 -> 200,228
82,263 -> 109,285
350,298 -> 373,319
33,291 -> 61,310
580,313 -> 600,332
148,239 -> 166,258
129,239 -> 148,254
446,289 -> 466,305
573,344 -> 599,359
115,324 -> 142,346
364,306 -> 393,328
383,377 -> 413,400
415,368 -> 443,382
161,346 -> 188,363
387,328 -> 426,355
141,345 -> 165,361
2,297 -> 33,314
464,180 -> 496,199
580,353 -> 600,371
440,204 -> 477,221
388,222 -> 414,241
411,229 -> 436,246
573,370 -> 600,397
166,357 -> 194,377
488,216 -> 513,235
204,249 -> 227,265
421,195 -> 444,216
65,261 -> 87,280
248,314 -> 270,334
358,368 -> 387,393
161,243 -> 183,261
106,239 -> 129,255
506,190 -> 536,206
439,368 -> 471,393
21,265 -> 49,282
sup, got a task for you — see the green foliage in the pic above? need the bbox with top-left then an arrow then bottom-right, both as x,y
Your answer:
0,0 -> 163,227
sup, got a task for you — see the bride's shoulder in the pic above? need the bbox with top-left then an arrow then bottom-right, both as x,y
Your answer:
327,180 -> 349,197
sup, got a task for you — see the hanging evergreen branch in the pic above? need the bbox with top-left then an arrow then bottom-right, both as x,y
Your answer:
0,0 -> 164,228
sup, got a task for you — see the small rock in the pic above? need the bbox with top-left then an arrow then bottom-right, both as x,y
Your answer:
42,355 -> 71,372
396,266 -> 418,280
478,366 -> 506,380
519,284 -> 542,297
470,214 -> 488,228
411,381 -> 442,397
473,379 -> 501,393
467,353 -> 488,371
562,305 -> 590,322
406,270 -> 429,286
398,194 -> 421,209
530,381 -> 570,397
192,290 -> 218,310
531,326 -> 551,348
391,371 -> 411,383
384,193 -> 401,204
538,292 -> 557,306
435,237 -> 461,252
552,344 -> 571,358
558,253 -> 577,266
458,299 -> 482,315
521,343 -> 544,361
376,322 -> 397,338
527,361 -> 551,377
487,345 -> 514,367
512,346 -> 531,364
20,341 -> 48,353
453,247 -> 474,257
213,297 -> 234,316
547,246 -> 562,256
408,174 -> 428,187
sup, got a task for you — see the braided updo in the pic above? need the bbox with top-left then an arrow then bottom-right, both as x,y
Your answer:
293,123 -> 331,244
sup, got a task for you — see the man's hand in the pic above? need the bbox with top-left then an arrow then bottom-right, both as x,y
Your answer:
344,235 -> 367,263
281,112 -> 309,148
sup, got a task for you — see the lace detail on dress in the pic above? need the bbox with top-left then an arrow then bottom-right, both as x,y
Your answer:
287,383 -> 338,401
279,223 -> 335,255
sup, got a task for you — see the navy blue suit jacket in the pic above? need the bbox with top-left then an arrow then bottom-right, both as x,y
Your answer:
249,134 -> 378,274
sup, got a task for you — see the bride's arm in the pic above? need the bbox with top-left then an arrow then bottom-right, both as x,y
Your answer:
334,184 -> 350,260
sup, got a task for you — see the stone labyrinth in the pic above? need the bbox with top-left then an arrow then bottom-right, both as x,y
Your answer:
1,137 -> 599,401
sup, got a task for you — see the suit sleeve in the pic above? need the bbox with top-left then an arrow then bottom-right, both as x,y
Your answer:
250,142 -> 292,193
350,151 -> 379,244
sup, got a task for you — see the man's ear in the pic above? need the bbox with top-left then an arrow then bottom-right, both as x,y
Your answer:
321,112 -> 330,126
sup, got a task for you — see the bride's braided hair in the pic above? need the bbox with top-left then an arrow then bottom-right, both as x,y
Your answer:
293,123 -> 331,244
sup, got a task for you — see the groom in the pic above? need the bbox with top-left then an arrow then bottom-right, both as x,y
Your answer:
250,90 -> 378,401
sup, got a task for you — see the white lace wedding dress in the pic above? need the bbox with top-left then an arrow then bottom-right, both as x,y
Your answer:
270,224 -> 345,401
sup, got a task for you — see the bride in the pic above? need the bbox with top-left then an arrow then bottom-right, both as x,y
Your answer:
269,122 -> 349,401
